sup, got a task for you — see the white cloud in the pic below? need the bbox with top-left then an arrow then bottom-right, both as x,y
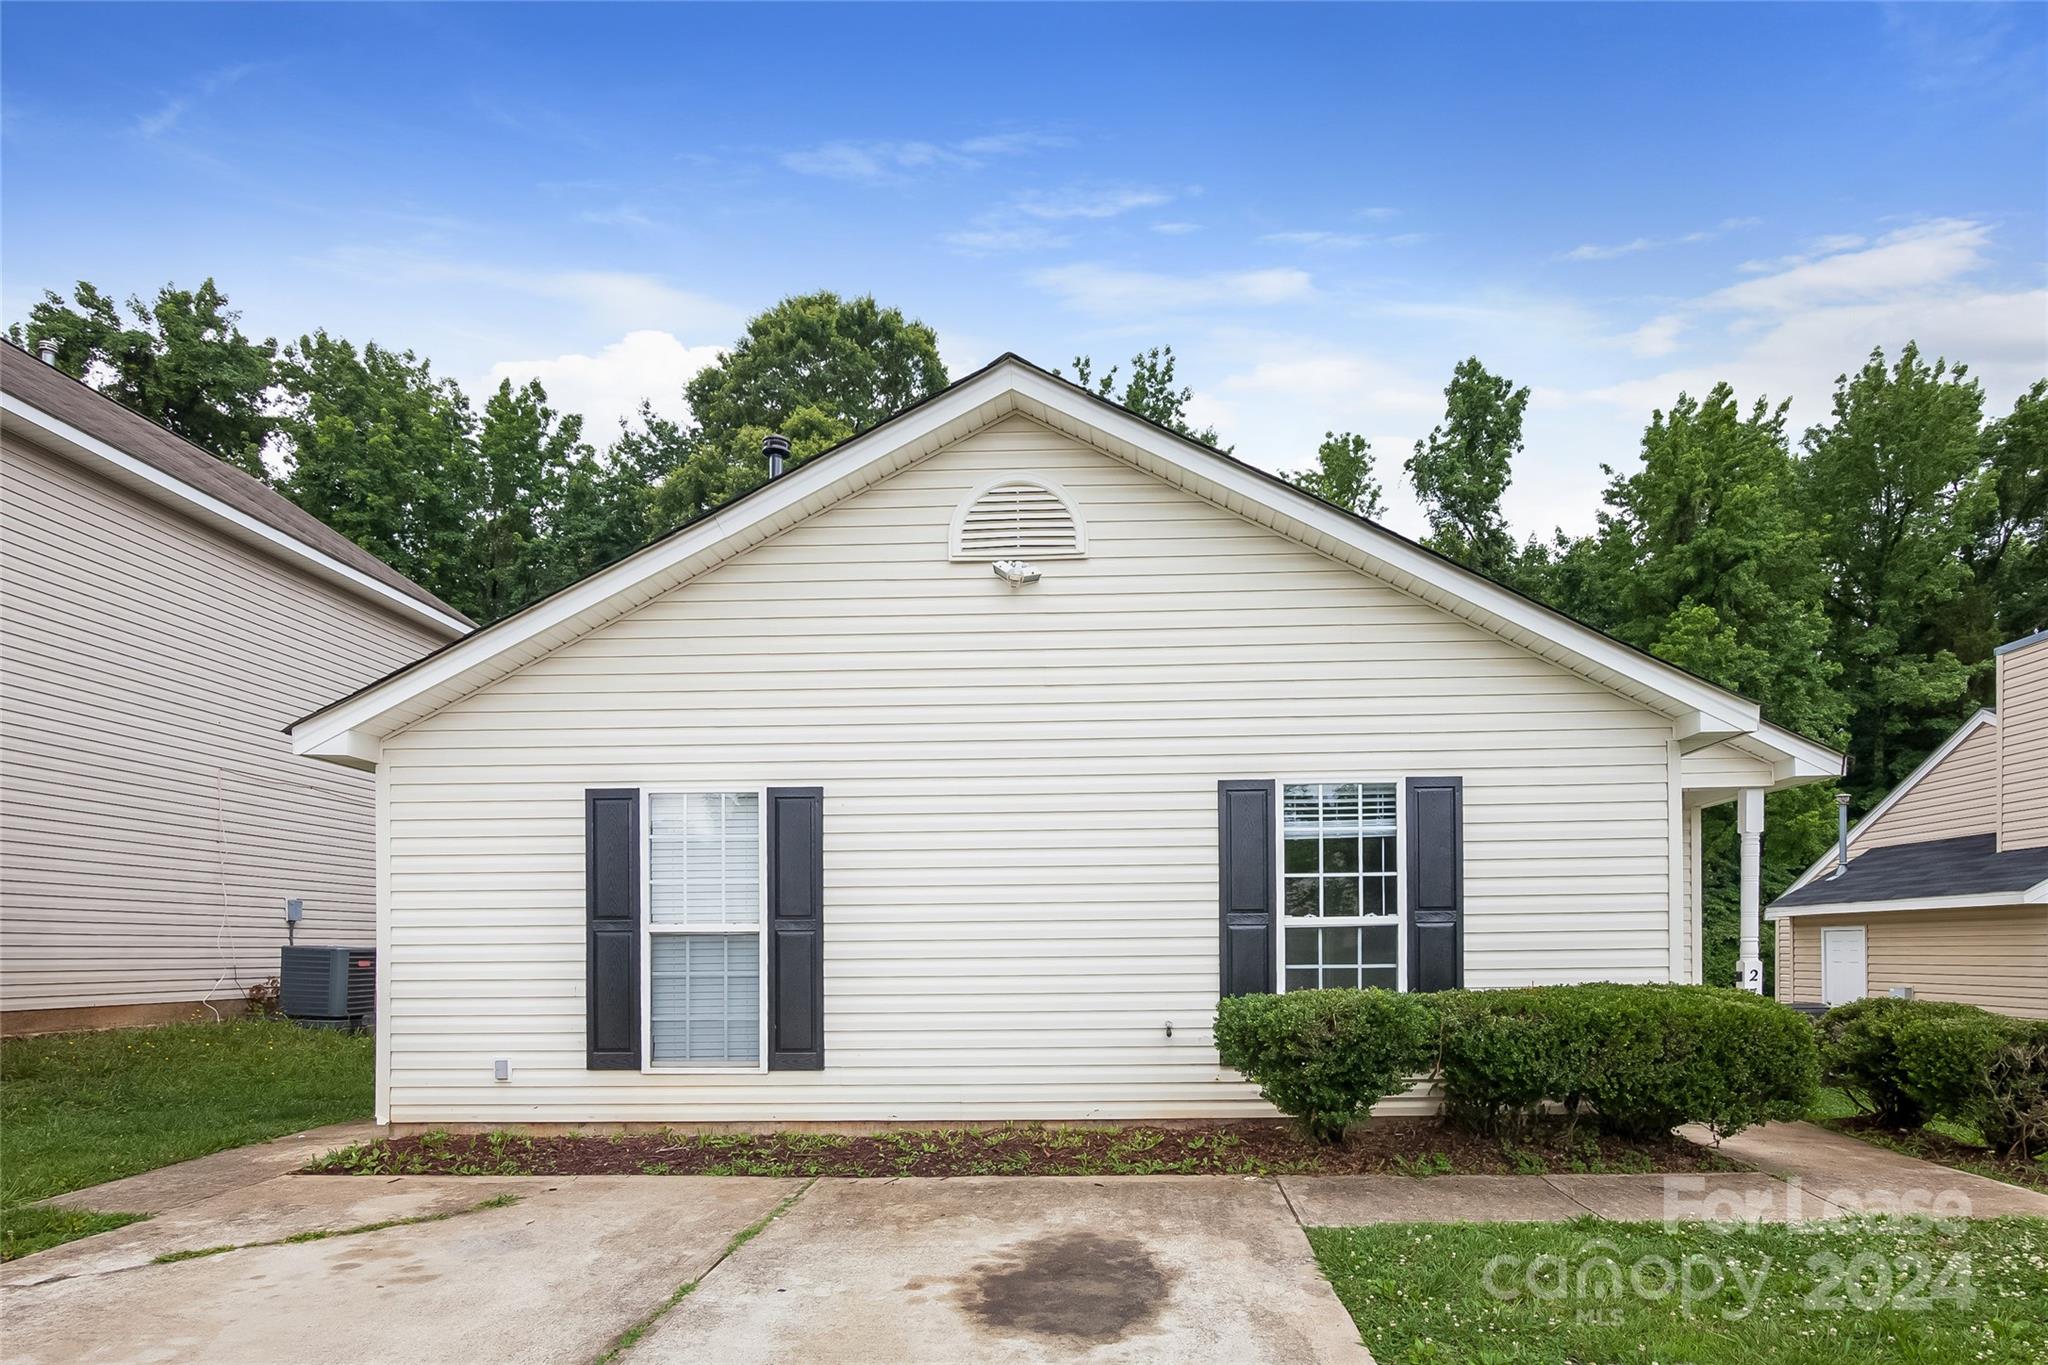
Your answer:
940,222 -> 1072,256
314,247 -> 743,335
1262,230 -> 1370,249
1624,313 -> 1686,358
1357,206 -> 1400,221
1561,216 -> 1761,262
137,64 -> 261,139
1013,185 -> 1172,220
780,131 -> 1063,184
1151,221 -> 1202,235
580,205 -> 655,229
1032,264 -> 1314,315
1704,218 -> 1992,312
485,330 -> 724,438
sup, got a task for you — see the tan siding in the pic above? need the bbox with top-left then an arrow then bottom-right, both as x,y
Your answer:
1998,642 -> 2048,851
1,431 -> 447,1012
1784,907 -> 2048,1017
380,414 -> 1681,1124
1774,919 -> 1804,1003
1852,720 -> 1999,852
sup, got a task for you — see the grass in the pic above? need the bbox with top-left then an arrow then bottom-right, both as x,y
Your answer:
590,1179 -> 814,1365
0,1020 -> 373,1260
1311,1215 -> 2048,1364
148,1193 -> 522,1263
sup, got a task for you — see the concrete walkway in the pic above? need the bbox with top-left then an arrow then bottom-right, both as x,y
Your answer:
5,1122 -> 2042,1364
1679,1119 -> 2048,1218
35,1121 -> 379,1216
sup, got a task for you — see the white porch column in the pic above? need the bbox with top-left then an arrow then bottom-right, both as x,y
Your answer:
1736,787 -> 1765,993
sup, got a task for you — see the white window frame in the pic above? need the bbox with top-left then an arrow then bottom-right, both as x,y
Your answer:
1274,775 -> 1407,994
638,785 -> 770,1075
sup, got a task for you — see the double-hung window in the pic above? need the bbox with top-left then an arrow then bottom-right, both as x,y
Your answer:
1281,781 -> 1401,991
644,790 -> 765,1069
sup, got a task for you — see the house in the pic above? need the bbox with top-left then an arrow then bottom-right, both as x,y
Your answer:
287,355 -> 1840,1129
0,343 -> 471,1035
1769,630 -> 2048,1018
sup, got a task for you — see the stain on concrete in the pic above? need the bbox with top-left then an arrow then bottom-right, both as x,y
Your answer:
958,1230 -> 1175,1344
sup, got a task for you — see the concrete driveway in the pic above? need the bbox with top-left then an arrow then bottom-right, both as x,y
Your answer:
1,1173 -> 1369,1364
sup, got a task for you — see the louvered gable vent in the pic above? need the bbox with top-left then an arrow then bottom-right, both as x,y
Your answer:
949,475 -> 1086,561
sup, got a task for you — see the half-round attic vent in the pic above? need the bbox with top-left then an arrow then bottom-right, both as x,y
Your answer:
949,474 -> 1087,561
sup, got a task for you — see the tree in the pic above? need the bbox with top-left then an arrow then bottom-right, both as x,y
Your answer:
665,291 -> 947,519
1059,346 -> 1225,448
275,331 -> 479,611
9,280 -> 276,477
469,378 -> 589,623
1592,384 -> 1847,744
1967,380 -> 2048,648
1282,431 -> 1384,518
1799,344 -> 1992,807
1407,357 -> 1527,581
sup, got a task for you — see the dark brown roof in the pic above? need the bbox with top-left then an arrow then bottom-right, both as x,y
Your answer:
1,342 -> 470,629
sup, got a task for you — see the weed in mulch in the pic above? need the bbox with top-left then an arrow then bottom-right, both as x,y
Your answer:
306,1119 -> 1743,1179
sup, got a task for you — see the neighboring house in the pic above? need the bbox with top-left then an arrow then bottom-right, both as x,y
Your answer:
288,355 -> 1840,1130
1770,630 -> 2048,1019
1,343 -> 471,1035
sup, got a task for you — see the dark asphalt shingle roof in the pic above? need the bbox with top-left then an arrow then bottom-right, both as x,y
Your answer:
1772,833 -> 2048,910
2,343 -> 471,627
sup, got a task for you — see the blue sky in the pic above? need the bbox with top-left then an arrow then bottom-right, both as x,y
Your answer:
4,2 -> 2044,538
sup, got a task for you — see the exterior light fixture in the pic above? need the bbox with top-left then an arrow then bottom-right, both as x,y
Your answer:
992,560 -> 1040,586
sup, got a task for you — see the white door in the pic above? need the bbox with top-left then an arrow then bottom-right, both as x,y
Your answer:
1821,926 -> 1867,1006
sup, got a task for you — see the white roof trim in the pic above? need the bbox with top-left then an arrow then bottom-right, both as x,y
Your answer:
1784,709 -> 1998,894
1767,881 -> 2048,921
1,391 -> 472,636
290,355 -> 1834,771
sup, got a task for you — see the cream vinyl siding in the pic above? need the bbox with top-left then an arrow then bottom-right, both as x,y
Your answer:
380,414 -> 1683,1124
1850,719 -> 2001,853
1,431 -> 446,1013
1781,907 -> 2047,1018
1998,642 -> 2048,851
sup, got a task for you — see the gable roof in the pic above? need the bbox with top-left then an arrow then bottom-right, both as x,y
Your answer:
286,353 -> 1845,777
0,343 -> 472,634
1767,833 -> 2048,919
1782,708 -> 1998,896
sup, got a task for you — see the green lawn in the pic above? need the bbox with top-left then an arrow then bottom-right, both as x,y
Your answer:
0,1021 -> 373,1260
1311,1216 -> 2048,1364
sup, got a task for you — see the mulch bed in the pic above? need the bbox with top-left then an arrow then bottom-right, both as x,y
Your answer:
305,1119 -> 1743,1179
1823,1116 -> 2048,1193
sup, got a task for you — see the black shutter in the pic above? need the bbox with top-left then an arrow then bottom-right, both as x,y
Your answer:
585,788 -> 641,1069
766,786 -> 825,1070
1406,776 -> 1464,992
1218,779 -> 1277,997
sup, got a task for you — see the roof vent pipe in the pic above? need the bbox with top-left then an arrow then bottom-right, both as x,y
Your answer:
1828,791 -> 1851,879
36,337 -> 58,366
763,433 -> 790,480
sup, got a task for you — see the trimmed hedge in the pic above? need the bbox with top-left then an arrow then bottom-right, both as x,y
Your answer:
1214,983 -> 1819,1144
1432,983 -> 1820,1141
1820,996 -> 2048,1157
1213,989 -> 1438,1142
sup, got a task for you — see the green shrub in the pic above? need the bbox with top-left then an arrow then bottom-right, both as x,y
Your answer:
1981,1019 -> 2048,1160
1824,998 -> 2048,1157
1213,989 -> 1438,1143
1433,983 -> 1819,1141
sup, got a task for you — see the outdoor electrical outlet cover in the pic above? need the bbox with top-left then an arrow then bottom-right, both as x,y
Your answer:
285,898 -> 303,923
494,1059 -> 511,1082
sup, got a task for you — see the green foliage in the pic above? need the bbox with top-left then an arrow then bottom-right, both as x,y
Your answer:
1212,989 -> 1440,1142
664,290 -> 947,522
275,330 -> 480,613
1432,983 -> 1819,1140
1821,997 -> 2048,1157
1282,431 -> 1385,518
9,279 -> 277,477
1800,344 -> 1993,807
1406,357 -> 1528,581
1969,380 -> 2048,646
1311,1217 -> 2048,1365
1059,346 -> 1224,449
0,1021 -> 372,1259
470,378 -> 590,621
